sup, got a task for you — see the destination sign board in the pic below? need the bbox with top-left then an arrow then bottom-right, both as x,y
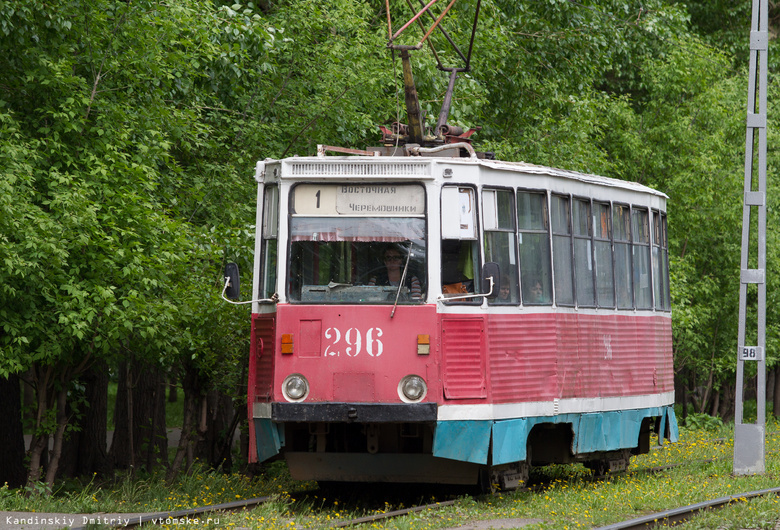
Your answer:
293,184 -> 425,216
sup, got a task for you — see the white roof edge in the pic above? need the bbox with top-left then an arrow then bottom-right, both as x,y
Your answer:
476,159 -> 669,199
257,155 -> 668,199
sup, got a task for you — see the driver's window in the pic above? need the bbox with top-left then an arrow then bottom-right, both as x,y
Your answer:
365,244 -> 422,300
287,183 -> 427,304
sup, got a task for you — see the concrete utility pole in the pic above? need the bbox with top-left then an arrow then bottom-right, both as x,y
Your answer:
734,0 -> 769,476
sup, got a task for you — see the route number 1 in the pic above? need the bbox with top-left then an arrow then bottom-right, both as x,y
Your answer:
739,346 -> 764,362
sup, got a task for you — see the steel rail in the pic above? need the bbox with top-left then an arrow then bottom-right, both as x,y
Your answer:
69,496 -> 270,530
328,499 -> 459,528
593,487 -> 780,530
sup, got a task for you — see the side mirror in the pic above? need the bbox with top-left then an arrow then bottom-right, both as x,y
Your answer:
224,263 -> 241,300
481,262 -> 500,299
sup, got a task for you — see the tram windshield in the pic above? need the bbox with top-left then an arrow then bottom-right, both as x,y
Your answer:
288,184 -> 427,304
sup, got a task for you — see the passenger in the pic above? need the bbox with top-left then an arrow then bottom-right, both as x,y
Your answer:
497,275 -> 512,302
441,240 -> 474,296
525,277 -> 549,304
368,246 -> 422,300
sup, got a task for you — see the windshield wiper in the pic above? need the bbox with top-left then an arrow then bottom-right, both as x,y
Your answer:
390,243 -> 413,318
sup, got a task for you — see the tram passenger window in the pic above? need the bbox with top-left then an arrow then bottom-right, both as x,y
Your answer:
632,208 -> 652,309
573,199 -> 596,307
551,195 -> 574,306
517,191 -> 552,305
613,204 -> 633,309
593,202 -> 615,308
483,189 -> 518,304
653,212 -> 671,311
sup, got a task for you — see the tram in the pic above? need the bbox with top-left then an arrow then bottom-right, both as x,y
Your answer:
224,145 -> 678,489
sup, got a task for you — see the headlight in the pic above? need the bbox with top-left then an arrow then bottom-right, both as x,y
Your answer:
398,375 -> 427,403
282,374 -> 309,402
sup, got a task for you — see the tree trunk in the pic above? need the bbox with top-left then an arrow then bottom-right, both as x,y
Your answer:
709,389 -> 720,417
59,361 -> 112,478
167,364 -> 200,482
193,389 -> 234,469
44,386 -> 69,487
110,358 -> 167,472
168,372 -> 178,403
27,434 -> 48,488
773,366 -> 780,418
110,360 -> 130,469
718,383 -> 735,421
0,374 -> 27,488
26,364 -> 53,489
22,368 -> 36,425
144,371 -> 167,470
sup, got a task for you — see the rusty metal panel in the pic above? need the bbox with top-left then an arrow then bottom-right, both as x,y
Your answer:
557,313 -> 582,398
487,314 -> 557,402
441,317 -> 487,399
486,312 -> 674,404
251,314 -> 276,402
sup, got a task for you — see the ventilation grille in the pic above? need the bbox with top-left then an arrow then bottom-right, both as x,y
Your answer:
441,317 -> 487,399
289,161 -> 430,178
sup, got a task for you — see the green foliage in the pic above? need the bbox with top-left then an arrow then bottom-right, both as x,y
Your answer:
0,0 -> 776,485
683,412 -> 725,432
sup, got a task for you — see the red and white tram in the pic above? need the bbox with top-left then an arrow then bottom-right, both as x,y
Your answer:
228,147 -> 678,488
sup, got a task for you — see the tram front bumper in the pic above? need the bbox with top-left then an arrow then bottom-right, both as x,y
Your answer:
268,402 -> 438,423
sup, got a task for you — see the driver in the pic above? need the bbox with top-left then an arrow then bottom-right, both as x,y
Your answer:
367,246 -> 422,300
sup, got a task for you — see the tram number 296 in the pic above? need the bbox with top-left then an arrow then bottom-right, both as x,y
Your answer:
739,346 -> 764,362
325,327 -> 384,358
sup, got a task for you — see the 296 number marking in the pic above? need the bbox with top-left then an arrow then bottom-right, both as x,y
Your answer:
324,327 -> 383,357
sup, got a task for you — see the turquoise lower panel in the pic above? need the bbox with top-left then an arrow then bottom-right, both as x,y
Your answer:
254,419 -> 283,463
661,406 -> 679,444
434,405 -> 679,466
432,420 -> 492,464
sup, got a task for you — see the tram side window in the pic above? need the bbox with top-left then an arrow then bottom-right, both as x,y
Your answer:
517,191 -> 552,305
653,211 -> 671,311
573,199 -> 596,307
551,195 -> 574,306
632,208 -> 652,309
483,189 -> 518,304
260,185 -> 279,299
613,204 -> 633,309
593,202 -> 615,308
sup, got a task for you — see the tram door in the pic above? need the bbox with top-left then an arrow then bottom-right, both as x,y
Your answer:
440,186 -> 487,400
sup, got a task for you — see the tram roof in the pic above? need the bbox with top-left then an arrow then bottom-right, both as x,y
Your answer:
480,159 -> 669,199
257,155 -> 668,200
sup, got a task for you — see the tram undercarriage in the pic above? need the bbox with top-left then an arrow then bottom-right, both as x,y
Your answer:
263,413 -> 663,489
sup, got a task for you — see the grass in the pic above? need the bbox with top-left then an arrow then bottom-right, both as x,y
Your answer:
3,418 -> 780,529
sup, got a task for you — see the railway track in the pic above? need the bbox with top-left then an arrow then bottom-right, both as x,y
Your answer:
68,497 -> 271,530
67,494 -> 458,529
62,439 -> 780,530
65,483 -> 780,529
